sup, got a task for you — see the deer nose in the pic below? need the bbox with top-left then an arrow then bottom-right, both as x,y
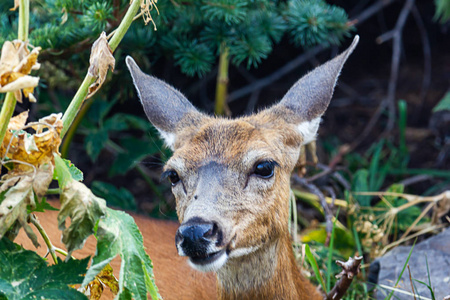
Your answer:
176,219 -> 220,258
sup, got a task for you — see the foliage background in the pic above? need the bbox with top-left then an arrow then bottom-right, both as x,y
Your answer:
0,0 -> 449,297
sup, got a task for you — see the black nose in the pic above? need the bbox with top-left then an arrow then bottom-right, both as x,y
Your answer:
176,219 -> 219,258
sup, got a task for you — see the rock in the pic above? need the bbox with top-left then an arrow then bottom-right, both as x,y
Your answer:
370,227 -> 450,299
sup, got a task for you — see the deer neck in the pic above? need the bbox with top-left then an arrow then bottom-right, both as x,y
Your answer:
216,234 -> 322,300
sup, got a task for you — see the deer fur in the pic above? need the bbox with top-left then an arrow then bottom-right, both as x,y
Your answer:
15,35 -> 358,300
126,35 -> 359,299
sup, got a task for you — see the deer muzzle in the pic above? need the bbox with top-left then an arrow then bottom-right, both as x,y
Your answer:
175,217 -> 228,272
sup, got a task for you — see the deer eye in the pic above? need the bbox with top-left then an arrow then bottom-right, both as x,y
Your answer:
253,161 -> 277,178
163,170 -> 180,186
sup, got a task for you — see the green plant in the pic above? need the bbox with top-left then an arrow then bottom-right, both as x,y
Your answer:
0,0 -> 161,298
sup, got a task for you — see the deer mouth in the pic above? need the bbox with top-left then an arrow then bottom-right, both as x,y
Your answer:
187,248 -> 228,272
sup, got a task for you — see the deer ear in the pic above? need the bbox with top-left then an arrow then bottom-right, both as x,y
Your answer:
269,36 -> 359,144
126,56 -> 204,149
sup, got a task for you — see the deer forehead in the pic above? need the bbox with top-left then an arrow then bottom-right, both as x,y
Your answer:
167,118 -> 302,173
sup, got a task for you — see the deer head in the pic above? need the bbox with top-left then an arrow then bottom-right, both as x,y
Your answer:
126,36 -> 359,283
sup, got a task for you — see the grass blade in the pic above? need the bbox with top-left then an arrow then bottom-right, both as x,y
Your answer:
386,240 -> 416,300
305,244 -> 326,292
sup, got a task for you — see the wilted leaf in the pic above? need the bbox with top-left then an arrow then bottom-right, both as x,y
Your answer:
0,176 -> 38,247
58,180 -> 106,254
33,163 -> 54,198
0,41 -> 40,102
10,0 -> 19,11
85,263 -> 119,299
0,238 -> 89,300
0,112 -> 63,174
87,32 -> 115,98
82,208 -> 160,300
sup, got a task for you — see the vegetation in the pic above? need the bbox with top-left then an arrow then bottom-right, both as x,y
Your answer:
0,0 -> 449,299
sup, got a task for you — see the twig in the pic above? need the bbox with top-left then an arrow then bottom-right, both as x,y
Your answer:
377,0 -> 415,133
351,0 -> 398,25
398,174 -> 432,187
292,174 -> 333,245
326,256 -> 363,300
227,0 -> 398,104
30,214 -> 58,264
227,45 -> 324,103
411,4 -> 431,124
407,265 -> 417,300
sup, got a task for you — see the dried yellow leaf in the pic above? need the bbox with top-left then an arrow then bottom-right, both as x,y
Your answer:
87,279 -> 103,300
10,0 -> 19,11
96,264 -> 119,295
0,112 -> 63,174
87,32 -> 115,99
0,40 -> 40,102
85,263 -> 119,299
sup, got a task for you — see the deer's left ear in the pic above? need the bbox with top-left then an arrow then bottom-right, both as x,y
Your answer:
268,36 -> 359,144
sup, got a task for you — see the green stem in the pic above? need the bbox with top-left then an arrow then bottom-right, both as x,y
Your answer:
30,215 -> 58,264
0,0 -> 30,146
18,0 -> 29,41
0,93 -> 17,147
60,0 -> 141,138
46,188 -> 60,195
61,99 -> 94,157
214,45 -> 230,116
108,0 -> 141,52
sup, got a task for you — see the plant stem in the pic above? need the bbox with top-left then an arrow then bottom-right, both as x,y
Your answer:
108,0 -> 142,52
214,45 -> 230,116
30,215 -> 58,264
18,0 -> 29,41
0,93 -> 17,147
60,0 -> 142,138
0,0 -> 30,146
61,98 -> 94,157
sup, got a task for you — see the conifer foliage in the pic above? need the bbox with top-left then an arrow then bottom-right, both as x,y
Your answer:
0,0 -> 353,78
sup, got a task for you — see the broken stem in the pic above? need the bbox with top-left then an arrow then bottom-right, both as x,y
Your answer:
61,0 -> 142,138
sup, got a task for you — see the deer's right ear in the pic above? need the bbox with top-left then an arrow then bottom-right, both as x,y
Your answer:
126,56 -> 204,149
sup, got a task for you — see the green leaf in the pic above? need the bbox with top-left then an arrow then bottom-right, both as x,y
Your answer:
432,90 -> 450,112
63,159 -> 84,182
386,241 -> 416,300
32,196 -> 58,213
54,154 -> 74,190
84,128 -> 109,162
351,169 -> 371,207
58,180 -> 106,253
91,181 -> 137,210
83,208 -> 161,300
109,137 -> 162,176
304,244 -> 326,292
104,113 -> 152,132
0,238 -> 89,300
53,156 -> 84,187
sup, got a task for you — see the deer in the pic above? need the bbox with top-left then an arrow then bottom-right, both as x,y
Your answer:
15,35 -> 359,299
